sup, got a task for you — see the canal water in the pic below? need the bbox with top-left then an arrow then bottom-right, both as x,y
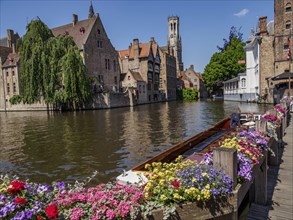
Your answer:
0,100 -> 270,185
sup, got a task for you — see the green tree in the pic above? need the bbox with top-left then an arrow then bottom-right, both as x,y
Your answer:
202,27 -> 245,92
19,19 -> 53,104
15,18 -> 91,109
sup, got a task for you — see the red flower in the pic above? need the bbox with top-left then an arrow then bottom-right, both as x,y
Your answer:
45,204 -> 59,219
14,197 -> 27,205
141,184 -> 146,191
37,215 -> 43,220
171,180 -> 180,188
7,180 -> 26,194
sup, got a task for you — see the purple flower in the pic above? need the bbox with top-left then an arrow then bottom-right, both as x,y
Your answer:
177,164 -> 233,198
36,184 -> 50,194
0,194 -> 7,201
0,202 -> 20,218
237,152 -> 252,182
56,182 -> 66,189
11,211 -> 26,220
25,210 -> 34,219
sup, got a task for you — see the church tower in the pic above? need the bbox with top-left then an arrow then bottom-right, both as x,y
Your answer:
88,0 -> 95,18
168,16 -> 183,72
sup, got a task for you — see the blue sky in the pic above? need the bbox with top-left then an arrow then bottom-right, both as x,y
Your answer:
0,0 -> 274,72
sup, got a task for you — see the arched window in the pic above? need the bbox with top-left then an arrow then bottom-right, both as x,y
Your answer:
241,78 -> 246,88
286,20 -> 291,29
286,3 -> 292,13
170,23 -> 173,30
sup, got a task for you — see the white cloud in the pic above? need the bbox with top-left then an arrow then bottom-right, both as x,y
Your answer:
234,9 -> 249,17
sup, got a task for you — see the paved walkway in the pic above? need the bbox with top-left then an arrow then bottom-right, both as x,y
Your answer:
247,113 -> 293,220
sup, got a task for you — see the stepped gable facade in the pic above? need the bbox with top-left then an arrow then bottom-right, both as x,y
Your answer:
51,4 -> 120,93
118,38 -> 161,102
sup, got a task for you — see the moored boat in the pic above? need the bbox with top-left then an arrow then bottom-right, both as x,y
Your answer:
117,116 -> 238,184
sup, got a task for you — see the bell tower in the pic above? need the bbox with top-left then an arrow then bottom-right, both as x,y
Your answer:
168,16 -> 183,72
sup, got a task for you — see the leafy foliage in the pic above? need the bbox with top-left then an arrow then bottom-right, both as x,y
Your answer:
176,88 -> 198,101
202,27 -> 245,90
183,88 -> 198,101
17,19 -> 91,108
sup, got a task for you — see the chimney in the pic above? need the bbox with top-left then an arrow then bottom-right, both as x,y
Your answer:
133,38 -> 139,60
72,14 -> 78,26
190,65 -> 194,71
150,37 -> 155,42
12,44 -> 16,53
7,29 -> 14,48
259,16 -> 267,36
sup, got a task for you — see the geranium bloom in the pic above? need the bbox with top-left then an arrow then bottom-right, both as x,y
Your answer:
171,180 -> 180,188
7,181 -> 26,194
14,197 -> 27,205
45,204 -> 58,219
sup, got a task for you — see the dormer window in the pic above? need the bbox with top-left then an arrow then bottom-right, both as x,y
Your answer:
286,3 -> 292,13
80,27 -> 85,35
128,75 -> 131,80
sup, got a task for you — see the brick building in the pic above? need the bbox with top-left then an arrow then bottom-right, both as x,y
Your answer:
51,2 -> 120,93
118,38 -> 161,103
178,65 -> 207,98
259,0 -> 293,103
158,46 -> 177,101
0,29 -> 20,111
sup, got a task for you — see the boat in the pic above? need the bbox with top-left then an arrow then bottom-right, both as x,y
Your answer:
117,112 -> 264,184
117,116 -> 238,184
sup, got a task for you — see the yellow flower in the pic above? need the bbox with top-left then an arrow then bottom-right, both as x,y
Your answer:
160,194 -> 168,201
202,172 -> 208,178
205,184 -> 210,189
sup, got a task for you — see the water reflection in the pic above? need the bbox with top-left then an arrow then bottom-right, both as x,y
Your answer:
0,101 -> 271,184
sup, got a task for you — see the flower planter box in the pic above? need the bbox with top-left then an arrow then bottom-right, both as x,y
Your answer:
146,197 -> 234,220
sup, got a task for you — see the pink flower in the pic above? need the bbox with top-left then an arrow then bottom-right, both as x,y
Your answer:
106,210 -> 116,219
70,207 -> 85,220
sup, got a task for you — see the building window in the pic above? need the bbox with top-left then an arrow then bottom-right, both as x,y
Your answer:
286,3 -> 292,13
128,75 -> 131,80
97,40 -> 103,48
13,82 -> 16,93
139,85 -> 141,93
143,85 -> 145,93
6,71 -> 9,77
12,71 -> 15,76
105,59 -> 110,70
113,60 -> 116,71
114,76 -> 117,84
241,78 -> 246,88
284,44 -> 289,50
286,20 -> 291,29
98,29 -> 101,34
7,83 -> 10,94
98,75 -> 104,84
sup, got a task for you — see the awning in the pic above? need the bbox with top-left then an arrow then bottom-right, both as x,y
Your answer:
271,71 -> 293,81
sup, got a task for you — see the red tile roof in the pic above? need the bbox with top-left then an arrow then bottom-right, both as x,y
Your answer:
51,17 -> 97,49
118,41 -> 158,60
